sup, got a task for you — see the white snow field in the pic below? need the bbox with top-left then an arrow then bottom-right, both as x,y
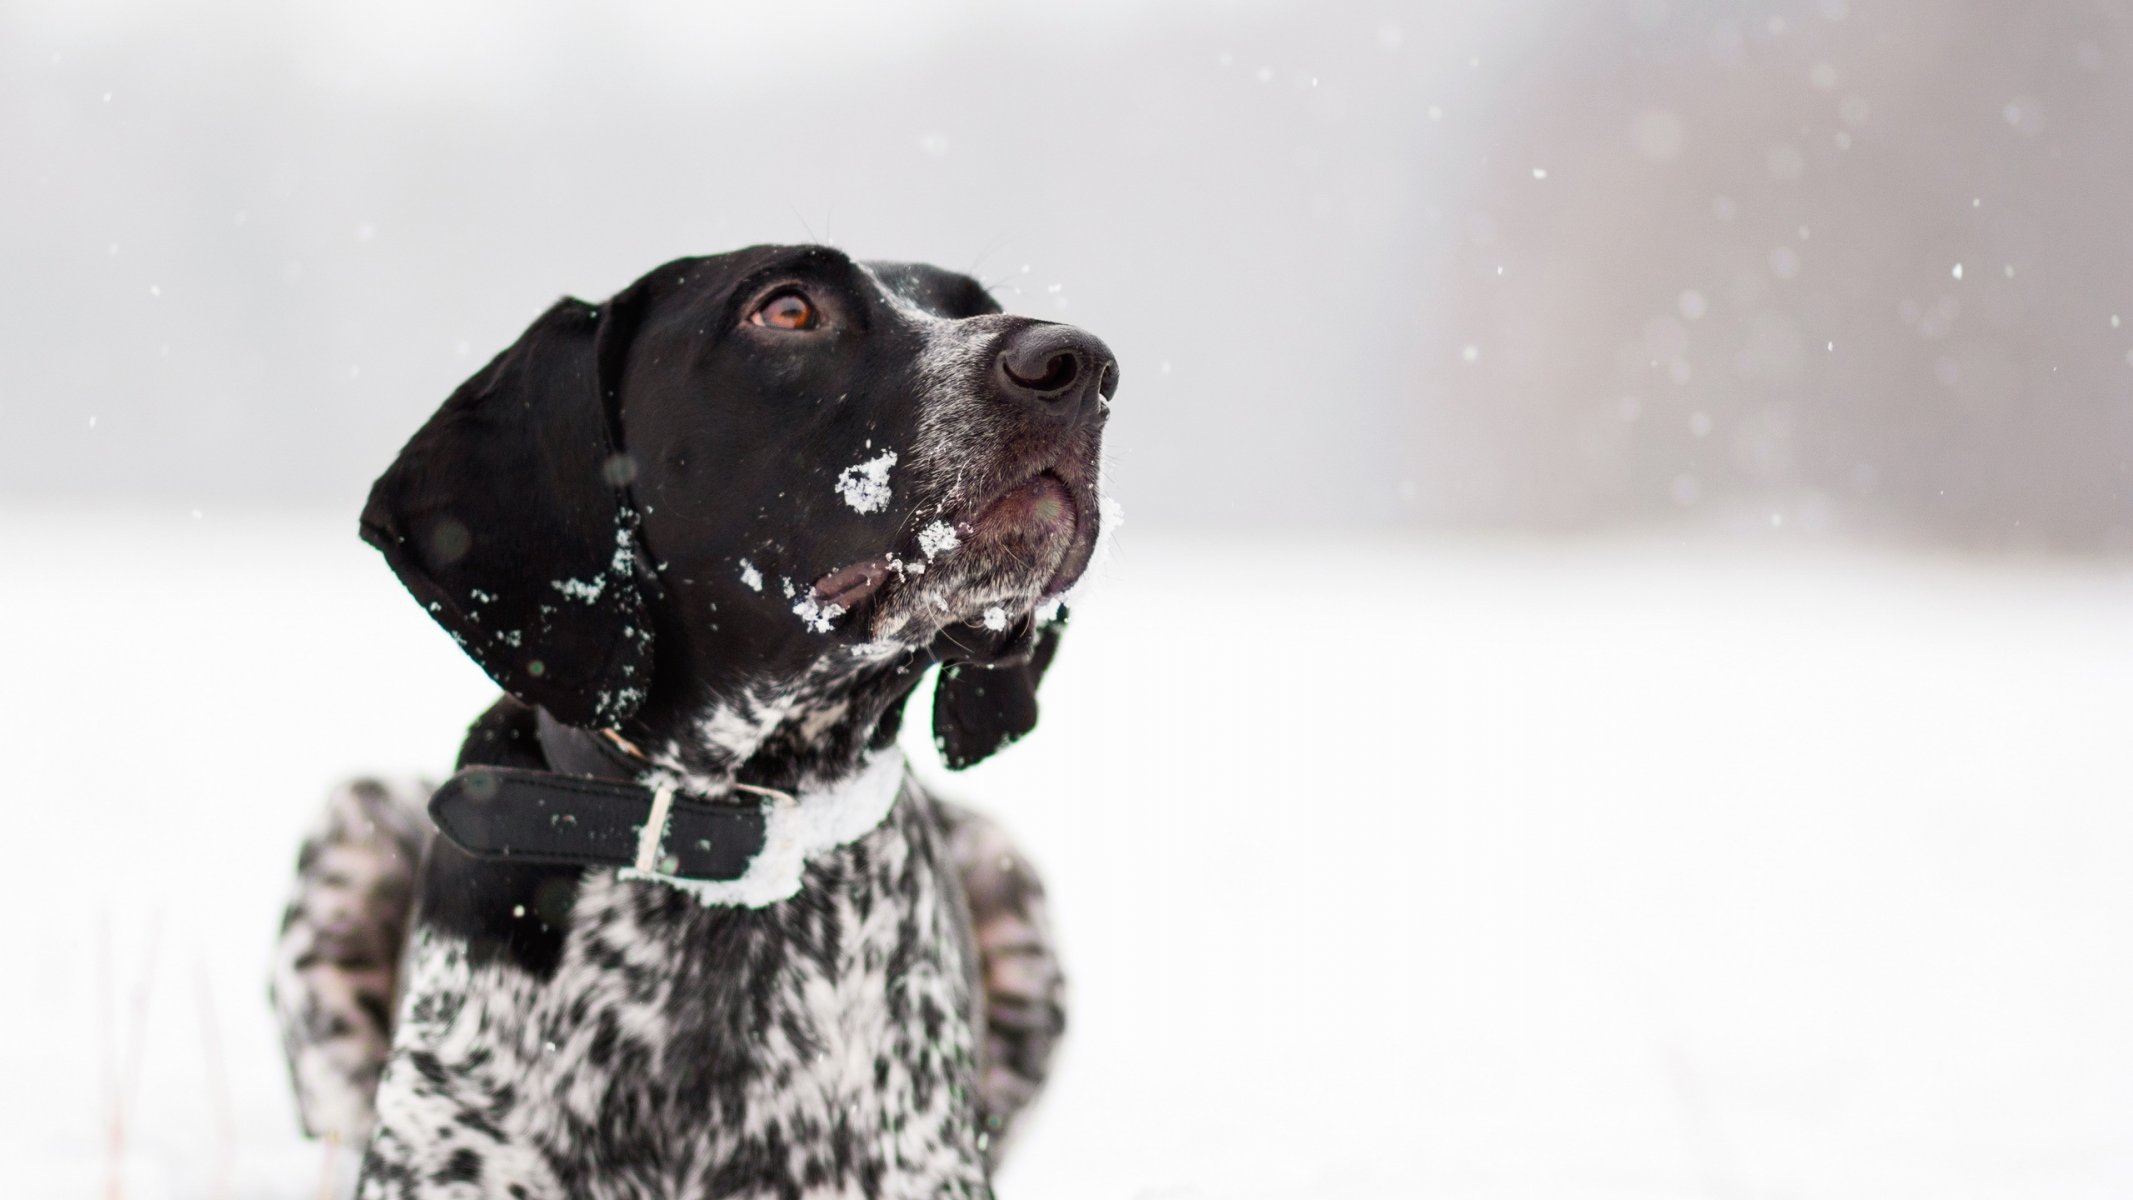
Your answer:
4,508 -> 2131,1199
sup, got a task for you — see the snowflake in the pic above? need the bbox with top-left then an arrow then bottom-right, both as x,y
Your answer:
552,576 -> 604,603
834,450 -> 897,514
918,521 -> 960,558
791,594 -> 846,634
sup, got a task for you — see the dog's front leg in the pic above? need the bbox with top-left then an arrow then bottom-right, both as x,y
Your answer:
356,930 -> 565,1200
272,778 -> 432,1146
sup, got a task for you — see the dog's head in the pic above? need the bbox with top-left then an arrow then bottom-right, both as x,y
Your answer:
361,245 -> 1114,774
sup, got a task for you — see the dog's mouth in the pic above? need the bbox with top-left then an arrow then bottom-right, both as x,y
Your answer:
808,464 -> 1100,634
810,557 -> 896,616
967,470 -> 1082,576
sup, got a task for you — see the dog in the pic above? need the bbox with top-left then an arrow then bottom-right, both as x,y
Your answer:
270,244 -> 1114,1198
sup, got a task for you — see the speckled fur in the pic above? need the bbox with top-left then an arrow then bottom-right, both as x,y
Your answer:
360,778 -> 991,1200
277,732 -> 1067,1197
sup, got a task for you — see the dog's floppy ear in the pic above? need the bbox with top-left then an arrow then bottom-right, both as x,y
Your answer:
931,612 -> 1068,769
360,295 -> 653,728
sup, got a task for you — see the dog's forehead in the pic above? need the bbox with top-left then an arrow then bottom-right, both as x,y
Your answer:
858,260 -> 1002,320
640,246 -> 997,324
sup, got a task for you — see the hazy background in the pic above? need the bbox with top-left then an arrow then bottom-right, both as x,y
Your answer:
11,0 -> 2132,550
8,2 -> 2133,1198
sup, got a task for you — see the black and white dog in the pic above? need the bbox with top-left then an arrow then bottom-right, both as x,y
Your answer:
271,245 -> 1114,1198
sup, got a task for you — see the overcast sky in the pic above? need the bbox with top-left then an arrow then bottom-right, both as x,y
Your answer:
8,0 -> 2130,553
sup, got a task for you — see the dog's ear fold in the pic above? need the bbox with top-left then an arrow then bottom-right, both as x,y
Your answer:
360,296 -> 653,728
931,613 -> 1068,770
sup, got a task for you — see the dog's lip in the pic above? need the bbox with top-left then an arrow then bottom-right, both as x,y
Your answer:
803,474 -> 1072,615
964,466 -> 1099,598
808,465 -> 1098,619
969,470 -> 1076,536
810,557 -> 894,614
1038,487 -> 1099,597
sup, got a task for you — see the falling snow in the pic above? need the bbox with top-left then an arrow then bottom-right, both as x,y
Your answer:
20,3 -> 2133,1192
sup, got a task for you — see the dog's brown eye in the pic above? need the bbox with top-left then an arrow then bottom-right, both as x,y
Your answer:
749,291 -> 818,331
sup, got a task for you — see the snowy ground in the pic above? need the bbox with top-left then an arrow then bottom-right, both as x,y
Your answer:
5,508 -> 2132,1199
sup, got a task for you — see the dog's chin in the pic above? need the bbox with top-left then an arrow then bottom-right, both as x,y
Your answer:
813,474 -> 1099,646
973,470 -> 1076,541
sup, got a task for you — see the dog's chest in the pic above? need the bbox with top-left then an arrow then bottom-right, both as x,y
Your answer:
371,796 -> 990,1200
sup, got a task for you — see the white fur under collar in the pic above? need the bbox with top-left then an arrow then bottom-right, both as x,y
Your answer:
617,749 -> 907,908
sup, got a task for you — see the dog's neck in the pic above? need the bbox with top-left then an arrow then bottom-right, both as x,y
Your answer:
619,646 -> 934,796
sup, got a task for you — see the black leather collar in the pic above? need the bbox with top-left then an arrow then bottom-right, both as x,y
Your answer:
427,711 -> 767,882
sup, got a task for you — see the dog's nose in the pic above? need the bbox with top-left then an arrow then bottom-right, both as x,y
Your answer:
994,324 -> 1118,420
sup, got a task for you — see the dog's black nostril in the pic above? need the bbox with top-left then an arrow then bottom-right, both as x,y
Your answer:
996,323 -> 1119,420
1007,351 -> 1081,394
